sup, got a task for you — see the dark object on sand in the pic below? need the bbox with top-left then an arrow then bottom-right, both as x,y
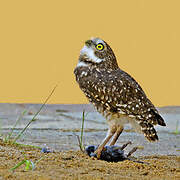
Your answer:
41,147 -> 52,153
85,141 -> 138,162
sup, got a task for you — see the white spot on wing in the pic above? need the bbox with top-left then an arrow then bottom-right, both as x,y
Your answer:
116,104 -> 127,108
80,71 -> 88,77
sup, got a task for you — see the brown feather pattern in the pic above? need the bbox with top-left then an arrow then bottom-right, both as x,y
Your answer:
74,38 -> 166,142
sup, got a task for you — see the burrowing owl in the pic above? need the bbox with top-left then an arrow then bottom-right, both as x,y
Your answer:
74,38 -> 166,158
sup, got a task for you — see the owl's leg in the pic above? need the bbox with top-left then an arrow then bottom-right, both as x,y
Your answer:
109,126 -> 123,146
95,125 -> 117,159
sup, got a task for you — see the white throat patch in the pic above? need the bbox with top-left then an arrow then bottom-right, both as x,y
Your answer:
80,45 -> 104,63
76,61 -> 88,68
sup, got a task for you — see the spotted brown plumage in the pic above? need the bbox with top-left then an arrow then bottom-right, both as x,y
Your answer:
74,37 -> 166,158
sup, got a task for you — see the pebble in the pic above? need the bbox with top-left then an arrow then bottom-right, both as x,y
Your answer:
41,147 -> 52,153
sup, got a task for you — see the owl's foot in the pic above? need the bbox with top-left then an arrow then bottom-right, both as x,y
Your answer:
120,141 -> 132,150
94,147 -> 105,159
127,147 -> 138,157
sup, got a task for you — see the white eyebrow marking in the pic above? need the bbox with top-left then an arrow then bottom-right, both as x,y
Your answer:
80,45 -> 104,63
96,39 -> 104,44
91,37 -> 104,45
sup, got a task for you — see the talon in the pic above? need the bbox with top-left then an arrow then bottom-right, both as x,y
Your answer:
127,147 -> 138,157
94,147 -> 105,159
94,149 -> 101,159
121,141 -> 132,150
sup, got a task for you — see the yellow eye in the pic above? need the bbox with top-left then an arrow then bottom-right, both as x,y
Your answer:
96,43 -> 104,51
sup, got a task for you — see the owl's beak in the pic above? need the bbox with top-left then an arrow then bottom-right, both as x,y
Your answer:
85,40 -> 92,47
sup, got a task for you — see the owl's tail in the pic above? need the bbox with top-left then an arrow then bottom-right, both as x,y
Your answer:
150,109 -> 166,126
139,121 -> 159,141
154,111 -> 166,126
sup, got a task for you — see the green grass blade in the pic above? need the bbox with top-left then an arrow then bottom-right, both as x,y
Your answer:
80,110 -> 85,151
25,160 -> 31,171
33,156 -> 44,169
0,118 -> 2,137
5,110 -> 27,142
175,120 -> 179,134
10,160 -> 26,171
30,161 -> 35,170
12,85 -> 57,144
34,156 -> 44,164
12,142 -> 41,149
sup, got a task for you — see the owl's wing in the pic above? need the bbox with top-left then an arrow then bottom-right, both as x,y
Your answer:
79,68 -> 166,127
109,69 -> 165,126
107,69 -> 166,126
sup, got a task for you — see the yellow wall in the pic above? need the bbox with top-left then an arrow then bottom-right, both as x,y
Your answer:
0,0 -> 180,106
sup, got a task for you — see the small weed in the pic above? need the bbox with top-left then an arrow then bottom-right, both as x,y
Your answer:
12,142 -> 41,149
80,110 -> 85,151
12,85 -> 57,144
10,159 -> 28,171
173,120 -> 180,135
10,156 -> 44,171
0,118 -> 2,137
4,110 -> 27,143
0,86 -> 57,145
74,110 -> 86,152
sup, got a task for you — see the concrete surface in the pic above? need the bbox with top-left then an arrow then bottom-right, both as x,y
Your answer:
0,103 -> 179,157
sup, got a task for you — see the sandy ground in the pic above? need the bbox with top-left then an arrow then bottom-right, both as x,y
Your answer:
0,104 -> 180,179
0,140 -> 179,180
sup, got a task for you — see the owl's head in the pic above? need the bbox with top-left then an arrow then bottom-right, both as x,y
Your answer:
78,38 -> 119,70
